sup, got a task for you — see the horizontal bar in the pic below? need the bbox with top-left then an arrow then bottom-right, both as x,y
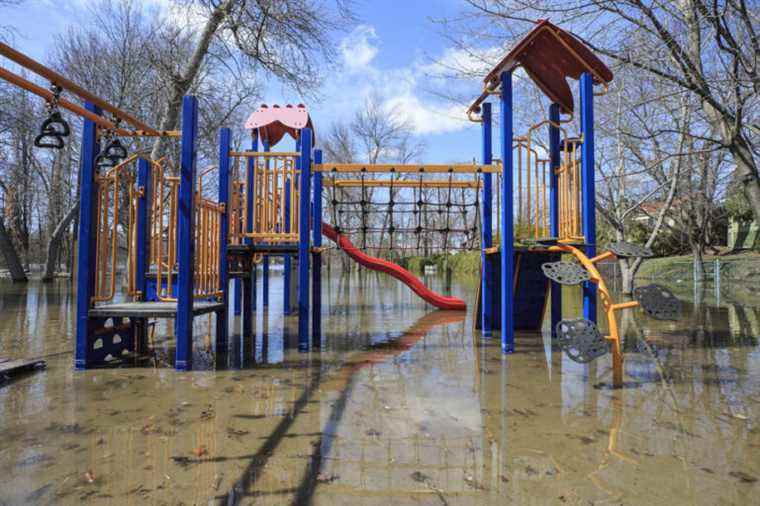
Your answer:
590,251 -> 615,263
323,179 -> 482,189
0,43 -> 160,134
611,301 -> 639,311
229,151 -> 300,157
314,163 -> 501,174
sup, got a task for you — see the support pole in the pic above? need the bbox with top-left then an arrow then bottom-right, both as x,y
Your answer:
580,73 -> 597,323
284,138 -> 299,315
297,128 -> 313,351
175,95 -> 198,371
262,139 -> 270,307
239,132 -> 258,316
74,102 -> 101,370
500,71 -> 515,354
135,158 -> 152,352
284,180 -> 292,314
312,149 -> 323,348
548,103 -> 562,336
242,136 -> 258,335
480,102 -> 493,337
136,159 -> 152,299
217,127 -> 231,350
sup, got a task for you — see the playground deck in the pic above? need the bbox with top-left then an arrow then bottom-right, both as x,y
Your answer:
88,301 -> 223,318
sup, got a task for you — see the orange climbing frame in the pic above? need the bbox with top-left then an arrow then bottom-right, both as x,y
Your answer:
548,244 -> 638,386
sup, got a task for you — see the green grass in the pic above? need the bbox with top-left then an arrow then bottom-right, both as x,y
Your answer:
400,250 -> 482,285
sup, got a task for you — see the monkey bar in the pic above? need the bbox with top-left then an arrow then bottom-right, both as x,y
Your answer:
0,42 -> 178,137
313,163 -> 500,174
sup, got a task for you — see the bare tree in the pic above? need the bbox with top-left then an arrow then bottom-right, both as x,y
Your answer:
596,72 -> 685,292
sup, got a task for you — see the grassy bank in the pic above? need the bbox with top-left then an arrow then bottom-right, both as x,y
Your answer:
637,251 -> 760,281
400,250 -> 481,284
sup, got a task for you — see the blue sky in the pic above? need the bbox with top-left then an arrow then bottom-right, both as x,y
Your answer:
3,0 -> 497,163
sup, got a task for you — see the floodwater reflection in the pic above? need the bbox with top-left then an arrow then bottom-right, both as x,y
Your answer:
0,272 -> 758,505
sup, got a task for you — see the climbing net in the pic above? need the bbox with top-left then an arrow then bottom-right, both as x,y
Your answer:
324,169 -> 483,256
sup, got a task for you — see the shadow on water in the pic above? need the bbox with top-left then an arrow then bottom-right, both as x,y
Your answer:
216,310 -> 466,504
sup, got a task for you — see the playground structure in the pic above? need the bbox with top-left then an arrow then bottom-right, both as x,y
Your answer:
0,20 -> 682,387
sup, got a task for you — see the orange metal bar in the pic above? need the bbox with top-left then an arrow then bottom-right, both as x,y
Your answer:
590,251 -> 616,263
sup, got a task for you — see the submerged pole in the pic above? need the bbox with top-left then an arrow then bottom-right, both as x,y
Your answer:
500,70 -> 514,353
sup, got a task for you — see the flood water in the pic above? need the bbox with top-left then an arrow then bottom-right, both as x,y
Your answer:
0,270 -> 759,505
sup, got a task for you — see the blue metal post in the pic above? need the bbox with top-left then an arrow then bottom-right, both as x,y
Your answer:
74,102 -> 101,370
284,137 -> 300,315
548,103 -> 562,336
135,158 -> 152,351
297,128 -> 312,351
284,179 -> 292,314
312,149 -> 323,348
238,132 -> 258,315
175,95 -> 198,371
136,159 -> 151,298
217,128 -> 231,349
500,71 -> 515,354
480,102 -> 493,337
262,139 -> 270,307
580,73 -> 597,323
241,136 -> 257,337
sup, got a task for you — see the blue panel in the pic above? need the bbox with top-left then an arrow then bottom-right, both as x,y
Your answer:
580,73 -> 597,323
217,127 -> 231,349
312,149 -> 323,348
175,95 -> 198,371
74,102 -> 101,369
297,128 -> 312,351
500,71 -> 515,353
512,251 -> 556,330
480,102 -> 493,337
548,103 -> 562,335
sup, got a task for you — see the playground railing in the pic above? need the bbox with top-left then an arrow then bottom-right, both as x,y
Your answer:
150,158 -> 179,302
557,138 -> 583,241
513,138 -> 550,240
230,151 -> 300,244
93,155 -> 141,303
512,123 -> 584,243
194,167 -> 223,299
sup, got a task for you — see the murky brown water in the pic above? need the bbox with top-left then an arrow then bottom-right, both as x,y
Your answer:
0,271 -> 759,505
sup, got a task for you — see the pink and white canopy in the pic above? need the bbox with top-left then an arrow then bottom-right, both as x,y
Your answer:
244,103 -> 315,146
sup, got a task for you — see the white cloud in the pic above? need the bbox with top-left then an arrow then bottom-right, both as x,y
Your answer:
420,45 -> 503,79
321,27 -> 489,136
339,25 -> 379,72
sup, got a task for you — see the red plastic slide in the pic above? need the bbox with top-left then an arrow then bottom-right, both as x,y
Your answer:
322,222 -> 466,311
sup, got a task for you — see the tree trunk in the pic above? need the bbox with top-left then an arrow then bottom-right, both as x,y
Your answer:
620,260 -> 636,295
149,1 -> 233,161
0,218 -> 27,282
42,202 -> 79,282
692,242 -> 705,282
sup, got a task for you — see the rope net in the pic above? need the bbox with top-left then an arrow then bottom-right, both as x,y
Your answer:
326,171 -> 482,256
